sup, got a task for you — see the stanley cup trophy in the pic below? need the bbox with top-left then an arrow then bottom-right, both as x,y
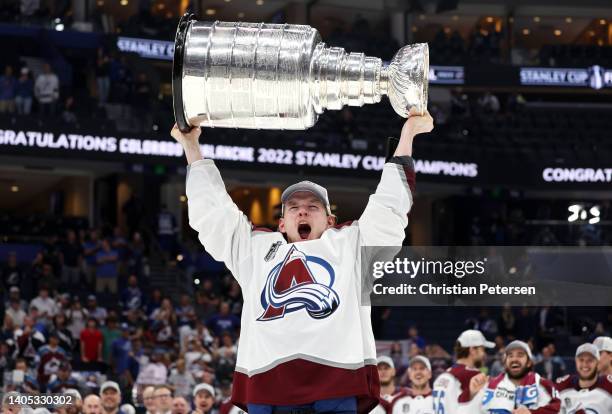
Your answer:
172,14 -> 429,132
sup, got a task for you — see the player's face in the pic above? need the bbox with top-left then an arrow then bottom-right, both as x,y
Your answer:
576,354 -> 598,380
505,349 -> 532,380
408,362 -> 432,388
471,346 -> 487,367
377,363 -> 396,385
598,350 -> 611,373
279,192 -> 334,242
195,391 -> 214,413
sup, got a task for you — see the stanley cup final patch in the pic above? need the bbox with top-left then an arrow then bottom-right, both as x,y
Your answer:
264,241 -> 282,262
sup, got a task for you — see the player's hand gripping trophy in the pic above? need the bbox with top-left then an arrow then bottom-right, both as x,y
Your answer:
172,14 -> 429,132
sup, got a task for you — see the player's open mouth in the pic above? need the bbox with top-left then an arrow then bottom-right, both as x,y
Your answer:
510,363 -> 521,369
298,223 -> 311,240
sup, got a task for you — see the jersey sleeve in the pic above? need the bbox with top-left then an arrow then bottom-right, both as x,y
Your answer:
186,159 -> 253,279
357,157 -> 415,247
433,373 -> 459,414
532,378 -> 562,414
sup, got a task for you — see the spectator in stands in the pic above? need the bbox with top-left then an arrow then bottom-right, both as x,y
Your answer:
47,361 -> 80,393
61,96 -> 78,126
194,280 -> 219,321
146,288 -> 163,317
477,92 -> 500,114
121,274 -> 143,312
83,229 -> 101,285
96,239 -> 119,295
96,48 -> 111,105
0,65 -> 16,113
136,348 -> 168,386
151,302 -> 176,348
60,229 -> 83,288
171,397 -> 190,414
193,383 -> 215,414
153,385 -> 174,414
37,263 -> 58,295
86,295 -> 108,325
407,325 -> 426,350
6,286 -> 28,311
112,227 -> 129,266
206,302 -> 239,337
2,312 -> 16,338
168,357 -> 195,401
466,308 -> 498,338
142,386 -> 157,414
83,394 -> 103,414
6,296 -> 26,326
515,306 -> 537,342
15,314 -> 46,364
62,389 -> 84,414
53,312 -> 74,352
3,252 -> 24,294
213,331 -> 237,382
15,67 -> 34,115
102,316 -> 121,364
100,381 -> 125,414
66,296 -> 88,340
7,358 -> 40,392
111,323 -> 133,379
157,204 -> 178,259
498,304 -> 515,339
127,232 -> 146,277
80,317 -> 103,370
35,63 -> 60,117
176,294 -> 195,327
534,343 -> 566,381
31,286 -> 58,325
109,54 -> 131,103
37,330 -> 68,388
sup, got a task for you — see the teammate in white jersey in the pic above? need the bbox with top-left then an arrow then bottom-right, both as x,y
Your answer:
370,356 -> 402,414
477,340 -> 561,414
557,343 -> 612,414
432,330 -> 493,414
171,112 -> 434,414
592,336 -> 612,376
388,356 -> 434,414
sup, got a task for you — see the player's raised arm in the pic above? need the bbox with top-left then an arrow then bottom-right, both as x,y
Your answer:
171,125 -> 253,277
357,111 -> 434,246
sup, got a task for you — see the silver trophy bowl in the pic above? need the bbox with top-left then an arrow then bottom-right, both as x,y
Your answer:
173,14 -> 428,132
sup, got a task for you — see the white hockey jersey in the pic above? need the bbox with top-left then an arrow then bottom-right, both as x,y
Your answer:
556,374 -> 612,414
479,371 -> 561,414
186,157 -> 416,413
432,364 -> 484,414
388,389 -> 434,414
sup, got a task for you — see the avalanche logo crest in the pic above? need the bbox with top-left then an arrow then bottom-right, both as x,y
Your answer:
258,245 -> 340,321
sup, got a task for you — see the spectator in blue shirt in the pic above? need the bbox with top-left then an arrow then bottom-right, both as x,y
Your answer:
82,229 -> 101,287
95,239 -> 119,294
0,65 -> 16,113
206,302 -> 240,336
111,323 -> 133,377
15,67 -> 34,115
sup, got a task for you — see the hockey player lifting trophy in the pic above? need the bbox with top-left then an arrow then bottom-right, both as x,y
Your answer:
171,13 -> 432,414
